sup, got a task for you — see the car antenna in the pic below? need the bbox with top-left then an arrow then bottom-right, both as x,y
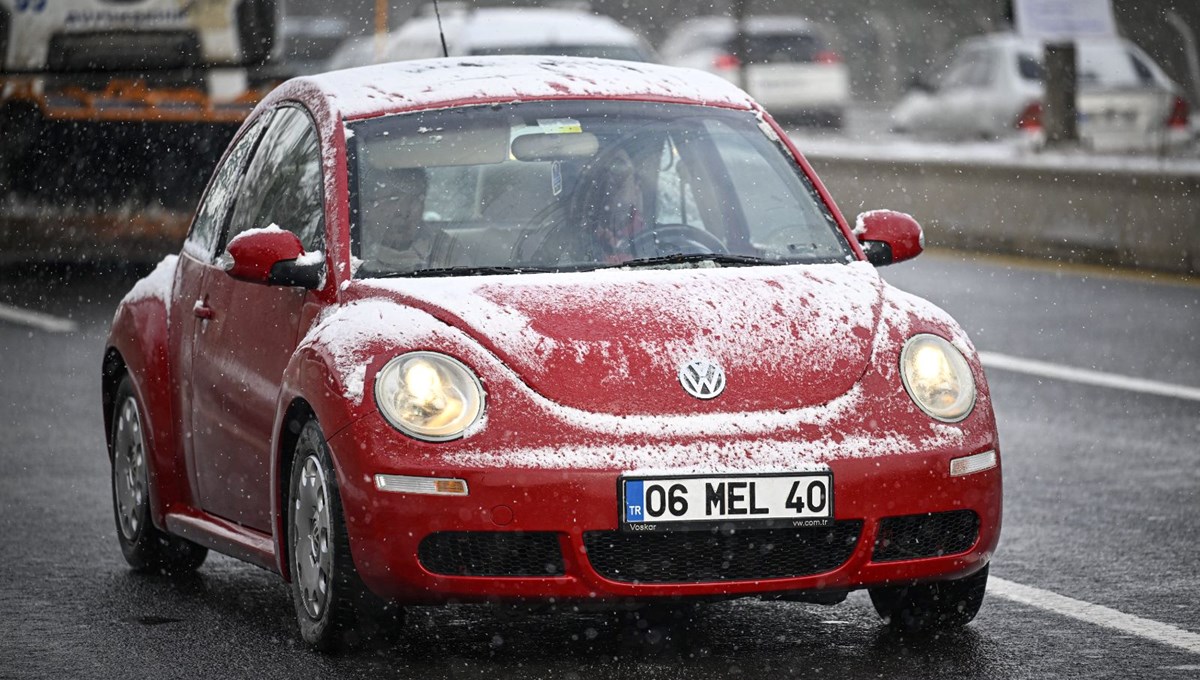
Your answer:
432,0 -> 450,58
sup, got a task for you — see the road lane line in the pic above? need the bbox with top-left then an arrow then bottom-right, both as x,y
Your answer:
991,577 -> 1200,655
0,302 -> 78,334
979,351 -> 1200,403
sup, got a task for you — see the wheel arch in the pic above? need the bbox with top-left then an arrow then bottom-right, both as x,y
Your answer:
273,396 -> 319,581
101,347 -> 128,462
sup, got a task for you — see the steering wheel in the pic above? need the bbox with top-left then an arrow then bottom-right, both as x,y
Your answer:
621,224 -> 727,258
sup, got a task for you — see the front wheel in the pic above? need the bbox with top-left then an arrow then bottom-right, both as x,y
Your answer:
868,564 -> 989,634
110,375 -> 207,574
288,420 -> 402,651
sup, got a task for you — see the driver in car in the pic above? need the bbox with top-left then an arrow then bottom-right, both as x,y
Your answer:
579,147 -> 648,263
361,167 -> 438,271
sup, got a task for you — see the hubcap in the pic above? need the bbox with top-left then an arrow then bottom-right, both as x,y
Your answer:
293,455 -> 332,619
113,396 -> 146,541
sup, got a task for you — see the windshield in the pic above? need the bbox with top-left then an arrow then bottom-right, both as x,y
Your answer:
348,100 -> 850,278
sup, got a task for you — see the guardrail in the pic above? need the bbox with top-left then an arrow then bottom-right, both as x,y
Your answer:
801,142 -> 1200,276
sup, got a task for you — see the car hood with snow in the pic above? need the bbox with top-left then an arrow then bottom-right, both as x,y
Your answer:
356,262 -> 892,416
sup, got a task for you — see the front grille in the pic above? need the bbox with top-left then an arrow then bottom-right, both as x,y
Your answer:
583,522 -> 863,584
418,532 -> 564,577
872,510 -> 980,562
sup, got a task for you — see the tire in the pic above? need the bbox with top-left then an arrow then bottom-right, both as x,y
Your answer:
288,420 -> 402,652
869,564 -> 989,634
110,375 -> 208,575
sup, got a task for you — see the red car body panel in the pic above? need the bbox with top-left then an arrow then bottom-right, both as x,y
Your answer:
103,57 -> 1001,603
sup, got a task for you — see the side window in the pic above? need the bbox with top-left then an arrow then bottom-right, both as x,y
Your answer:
1127,51 -> 1156,86
184,116 -> 267,261
225,106 -> 325,253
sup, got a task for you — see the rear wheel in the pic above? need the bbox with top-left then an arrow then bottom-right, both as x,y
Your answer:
288,420 -> 402,652
110,375 -> 207,574
869,564 -> 989,634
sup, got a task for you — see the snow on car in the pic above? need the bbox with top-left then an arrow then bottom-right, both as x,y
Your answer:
102,55 -> 1001,650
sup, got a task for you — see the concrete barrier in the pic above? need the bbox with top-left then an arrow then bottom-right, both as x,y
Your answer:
802,145 -> 1200,276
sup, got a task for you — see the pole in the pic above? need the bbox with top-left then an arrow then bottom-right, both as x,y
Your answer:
1043,41 -> 1078,146
374,0 -> 388,62
732,0 -> 749,91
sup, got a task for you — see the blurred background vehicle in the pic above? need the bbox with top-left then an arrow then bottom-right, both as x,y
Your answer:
660,15 -> 848,128
0,0 -> 278,261
891,32 -> 1192,152
250,14 -> 350,83
327,3 -> 656,69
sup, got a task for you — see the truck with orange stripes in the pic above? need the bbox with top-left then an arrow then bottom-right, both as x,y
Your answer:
0,0 -> 276,263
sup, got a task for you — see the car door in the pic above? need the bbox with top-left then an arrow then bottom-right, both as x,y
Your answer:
171,114 -> 271,503
190,105 -> 326,531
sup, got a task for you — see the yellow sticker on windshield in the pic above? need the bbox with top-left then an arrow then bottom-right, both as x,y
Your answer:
537,118 -> 582,134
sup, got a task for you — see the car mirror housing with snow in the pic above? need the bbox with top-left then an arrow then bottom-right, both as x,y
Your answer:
855,210 -> 925,266
224,227 -> 323,289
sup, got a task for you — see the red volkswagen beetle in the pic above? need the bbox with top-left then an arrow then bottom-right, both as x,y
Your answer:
103,56 -> 1001,650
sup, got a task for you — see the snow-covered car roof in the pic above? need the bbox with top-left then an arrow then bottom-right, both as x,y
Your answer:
304,55 -> 758,120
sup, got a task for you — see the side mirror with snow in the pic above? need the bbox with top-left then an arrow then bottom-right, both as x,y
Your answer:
854,210 -> 925,266
223,227 -> 324,289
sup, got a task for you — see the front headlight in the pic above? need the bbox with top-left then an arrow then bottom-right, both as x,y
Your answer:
899,334 -> 976,422
374,352 -> 485,441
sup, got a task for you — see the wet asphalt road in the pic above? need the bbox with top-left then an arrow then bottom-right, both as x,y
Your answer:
0,252 -> 1197,679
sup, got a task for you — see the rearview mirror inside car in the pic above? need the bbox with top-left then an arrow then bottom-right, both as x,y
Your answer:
511,132 -> 601,161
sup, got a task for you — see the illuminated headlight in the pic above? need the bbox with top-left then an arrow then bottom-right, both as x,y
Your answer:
899,334 -> 976,422
374,352 -> 484,441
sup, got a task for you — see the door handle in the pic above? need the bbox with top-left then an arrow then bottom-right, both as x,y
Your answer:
193,299 -> 214,320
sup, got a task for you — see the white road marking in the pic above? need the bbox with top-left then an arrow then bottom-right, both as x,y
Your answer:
0,302 -> 78,334
979,351 -> 1200,403
991,577 -> 1200,656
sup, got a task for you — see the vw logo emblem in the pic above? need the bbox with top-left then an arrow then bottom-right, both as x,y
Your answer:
678,359 -> 726,400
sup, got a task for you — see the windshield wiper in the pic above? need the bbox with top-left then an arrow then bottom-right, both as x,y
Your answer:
383,265 -> 556,278
615,253 -> 781,269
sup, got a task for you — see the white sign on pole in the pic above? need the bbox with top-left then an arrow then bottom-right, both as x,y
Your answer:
1014,0 -> 1117,41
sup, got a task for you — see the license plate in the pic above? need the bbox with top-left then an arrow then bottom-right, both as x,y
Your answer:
620,472 -> 833,532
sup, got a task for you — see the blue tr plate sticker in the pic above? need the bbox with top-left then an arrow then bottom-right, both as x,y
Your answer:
624,480 -> 644,522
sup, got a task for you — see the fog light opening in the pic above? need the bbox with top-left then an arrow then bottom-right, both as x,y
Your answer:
949,450 -> 997,477
375,474 -> 469,495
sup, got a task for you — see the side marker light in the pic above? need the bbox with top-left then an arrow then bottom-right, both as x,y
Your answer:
375,474 -> 469,495
950,450 -> 997,477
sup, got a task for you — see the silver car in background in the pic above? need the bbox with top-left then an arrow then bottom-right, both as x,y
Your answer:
891,32 -> 1192,152
660,15 -> 849,128
327,5 -> 655,68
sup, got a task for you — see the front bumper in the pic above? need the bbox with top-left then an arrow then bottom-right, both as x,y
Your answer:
327,417 -> 1002,605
